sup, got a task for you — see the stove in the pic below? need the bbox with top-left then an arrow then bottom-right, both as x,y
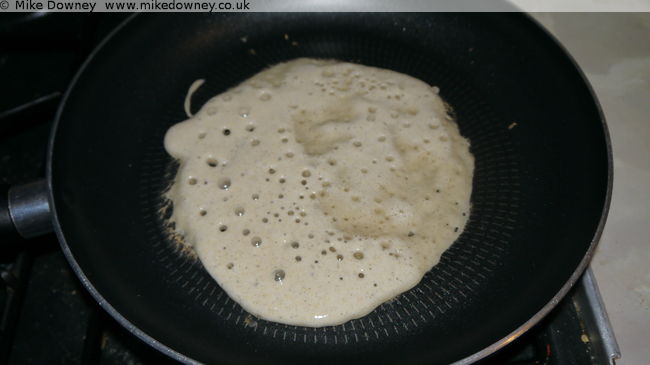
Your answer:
0,13 -> 620,365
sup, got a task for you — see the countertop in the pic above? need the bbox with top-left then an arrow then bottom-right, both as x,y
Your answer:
530,13 -> 650,365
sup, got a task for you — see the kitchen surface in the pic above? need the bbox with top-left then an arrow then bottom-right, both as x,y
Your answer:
531,13 -> 650,365
0,12 -> 648,365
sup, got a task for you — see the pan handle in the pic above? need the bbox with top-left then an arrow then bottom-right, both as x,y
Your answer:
0,179 -> 52,240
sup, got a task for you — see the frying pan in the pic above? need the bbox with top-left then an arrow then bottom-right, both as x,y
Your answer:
0,13 -> 611,365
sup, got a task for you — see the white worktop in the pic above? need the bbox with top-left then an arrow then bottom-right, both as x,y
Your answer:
530,13 -> 650,365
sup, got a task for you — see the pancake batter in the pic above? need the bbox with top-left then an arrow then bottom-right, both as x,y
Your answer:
164,58 -> 474,327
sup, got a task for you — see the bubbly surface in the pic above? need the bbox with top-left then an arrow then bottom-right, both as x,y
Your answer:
164,59 -> 474,327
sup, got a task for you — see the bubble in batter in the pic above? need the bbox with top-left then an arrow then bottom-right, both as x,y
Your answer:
271,269 -> 285,282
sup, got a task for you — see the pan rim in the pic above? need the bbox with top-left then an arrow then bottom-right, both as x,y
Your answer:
453,12 -> 613,365
45,13 -> 195,365
45,13 -> 614,365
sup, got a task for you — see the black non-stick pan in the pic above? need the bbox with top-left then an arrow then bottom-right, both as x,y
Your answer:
0,13 -> 611,365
